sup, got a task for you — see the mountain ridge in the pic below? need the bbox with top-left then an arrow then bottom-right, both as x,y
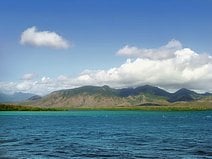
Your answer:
0,92 -> 36,103
21,85 -> 211,108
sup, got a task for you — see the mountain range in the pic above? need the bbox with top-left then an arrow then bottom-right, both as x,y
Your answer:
22,85 -> 211,108
0,92 -> 36,103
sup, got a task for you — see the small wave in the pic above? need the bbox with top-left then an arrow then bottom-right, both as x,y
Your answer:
193,150 -> 212,156
79,153 -> 119,158
0,139 -> 18,144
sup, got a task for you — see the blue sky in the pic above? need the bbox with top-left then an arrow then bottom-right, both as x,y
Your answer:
0,0 -> 212,94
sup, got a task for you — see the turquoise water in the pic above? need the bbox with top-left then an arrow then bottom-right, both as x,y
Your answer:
0,111 -> 212,158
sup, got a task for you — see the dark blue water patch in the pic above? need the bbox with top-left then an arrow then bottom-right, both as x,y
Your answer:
0,110 -> 212,158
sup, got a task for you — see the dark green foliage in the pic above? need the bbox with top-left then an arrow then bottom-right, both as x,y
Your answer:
33,85 -> 212,106
0,104 -> 69,111
117,85 -> 170,98
28,95 -> 42,100
0,103 -> 211,111
50,85 -> 172,99
134,85 -> 171,98
2,85 -> 211,109
52,85 -> 119,97
118,87 -> 135,97
168,88 -> 202,102
117,85 -> 210,102
137,103 -> 162,106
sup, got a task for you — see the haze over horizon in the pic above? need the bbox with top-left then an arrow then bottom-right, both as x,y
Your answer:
1,0 -> 212,95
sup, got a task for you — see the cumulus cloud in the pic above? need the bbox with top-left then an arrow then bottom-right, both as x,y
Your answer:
1,40 -> 212,94
21,73 -> 36,81
76,48 -> 212,91
16,81 -> 33,91
117,39 -> 182,60
20,26 -> 70,49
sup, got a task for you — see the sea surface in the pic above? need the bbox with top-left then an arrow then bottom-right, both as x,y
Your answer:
0,110 -> 212,159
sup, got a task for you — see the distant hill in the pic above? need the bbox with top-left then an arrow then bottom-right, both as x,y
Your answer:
118,85 -> 170,98
28,95 -> 42,101
168,88 -> 201,102
52,85 -> 118,97
0,92 -> 37,103
24,85 -> 212,108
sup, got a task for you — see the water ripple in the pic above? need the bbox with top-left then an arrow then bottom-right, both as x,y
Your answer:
0,111 -> 211,158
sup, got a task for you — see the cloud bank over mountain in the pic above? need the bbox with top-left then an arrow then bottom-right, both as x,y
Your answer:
116,39 -> 183,60
1,40 -> 212,95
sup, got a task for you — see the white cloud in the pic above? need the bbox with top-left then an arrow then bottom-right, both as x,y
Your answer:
16,81 -> 32,91
20,26 -> 70,49
21,73 -> 36,81
74,48 -> 212,92
57,75 -> 69,81
1,40 -> 212,95
116,39 -> 182,60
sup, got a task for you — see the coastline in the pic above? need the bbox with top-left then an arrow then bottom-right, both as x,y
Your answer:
0,103 -> 212,111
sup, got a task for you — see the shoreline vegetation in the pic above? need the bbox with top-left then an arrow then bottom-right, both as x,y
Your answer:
0,103 -> 211,111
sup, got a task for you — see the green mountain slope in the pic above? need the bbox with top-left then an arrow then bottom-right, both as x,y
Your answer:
168,88 -> 202,102
22,85 -> 211,108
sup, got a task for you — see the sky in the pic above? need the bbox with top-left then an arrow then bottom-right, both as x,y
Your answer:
0,0 -> 212,95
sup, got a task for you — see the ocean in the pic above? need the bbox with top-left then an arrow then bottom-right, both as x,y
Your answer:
0,111 -> 211,158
